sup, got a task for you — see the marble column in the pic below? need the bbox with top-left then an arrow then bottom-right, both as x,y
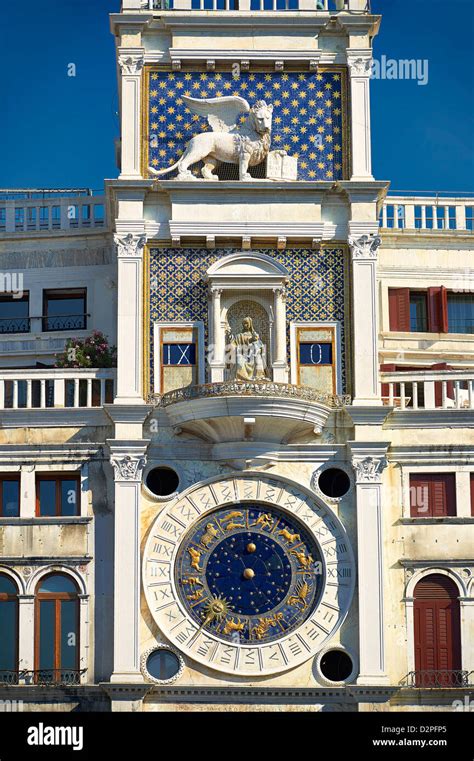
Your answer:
348,233 -> 381,406
349,442 -> 390,685
109,441 -> 148,684
118,50 -> 145,179
114,233 -> 146,404
272,286 -> 288,383
347,51 -> 374,181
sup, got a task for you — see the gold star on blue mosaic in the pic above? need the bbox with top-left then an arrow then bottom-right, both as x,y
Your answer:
147,70 -> 346,181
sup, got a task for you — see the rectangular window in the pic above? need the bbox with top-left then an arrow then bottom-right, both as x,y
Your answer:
0,294 -> 30,335
43,289 -> 86,332
299,342 -> 333,366
0,477 -> 20,518
409,292 -> 428,332
471,474 -> 474,517
162,343 -> 196,366
36,475 -> 80,517
409,473 -> 456,517
447,293 -> 474,335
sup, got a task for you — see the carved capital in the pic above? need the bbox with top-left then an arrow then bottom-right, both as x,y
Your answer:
273,286 -> 287,302
118,54 -> 145,76
114,233 -> 146,258
348,233 -> 381,261
347,55 -> 373,78
111,454 -> 146,482
351,456 -> 388,484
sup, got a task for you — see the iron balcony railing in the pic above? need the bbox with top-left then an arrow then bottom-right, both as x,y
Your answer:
0,669 -> 86,686
401,670 -> 474,689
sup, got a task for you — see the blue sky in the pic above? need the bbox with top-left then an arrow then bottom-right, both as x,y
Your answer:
1,0 -> 473,193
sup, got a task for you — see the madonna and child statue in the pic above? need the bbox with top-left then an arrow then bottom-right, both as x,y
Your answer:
226,317 -> 269,381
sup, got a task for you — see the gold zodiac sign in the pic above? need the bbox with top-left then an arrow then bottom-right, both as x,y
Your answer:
252,512 -> 273,530
188,547 -> 202,572
183,576 -> 204,587
288,580 -> 311,611
201,596 -> 232,629
224,511 -> 244,522
289,548 -> 314,570
200,522 -> 219,548
187,588 -> 205,602
223,617 -> 245,635
221,512 -> 245,531
251,612 -> 283,640
278,528 -> 301,545
224,519 -> 246,531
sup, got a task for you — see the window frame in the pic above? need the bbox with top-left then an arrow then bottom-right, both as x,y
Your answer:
34,573 -> 80,683
0,574 -> 19,677
447,292 -> 474,335
0,475 -> 20,518
35,474 -> 80,518
0,292 -> 30,335
42,288 -> 87,333
290,321 -> 342,393
409,473 -> 456,518
153,321 -> 205,394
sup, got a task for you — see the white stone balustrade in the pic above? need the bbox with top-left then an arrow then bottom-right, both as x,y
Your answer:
380,369 -> 474,410
380,196 -> 474,233
0,194 -> 107,236
0,368 -> 116,410
135,0 -> 369,11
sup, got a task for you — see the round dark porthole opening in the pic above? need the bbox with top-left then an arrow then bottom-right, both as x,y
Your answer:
318,468 -> 351,499
320,650 -> 353,683
146,467 -> 179,497
146,649 -> 181,681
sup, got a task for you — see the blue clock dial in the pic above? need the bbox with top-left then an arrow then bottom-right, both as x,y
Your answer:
175,503 -> 324,644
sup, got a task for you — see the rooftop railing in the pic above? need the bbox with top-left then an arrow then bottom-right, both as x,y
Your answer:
0,190 -> 108,237
129,0 -> 370,11
380,194 -> 474,233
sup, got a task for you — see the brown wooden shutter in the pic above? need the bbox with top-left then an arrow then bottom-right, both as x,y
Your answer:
431,474 -> 456,517
428,286 -> 448,333
414,575 -> 461,686
431,362 -> 454,406
389,288 -> 410,331
410,474 -> 432,516
470,474 -> 474,517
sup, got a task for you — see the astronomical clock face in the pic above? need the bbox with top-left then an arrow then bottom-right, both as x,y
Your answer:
143,475 -> 355,677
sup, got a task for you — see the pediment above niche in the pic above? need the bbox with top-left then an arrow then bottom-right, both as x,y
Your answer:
206,252 -> 289,289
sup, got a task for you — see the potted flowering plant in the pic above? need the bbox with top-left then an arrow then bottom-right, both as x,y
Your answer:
54,330 -> 117,368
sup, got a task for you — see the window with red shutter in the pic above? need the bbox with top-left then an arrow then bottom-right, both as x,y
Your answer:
388,288 -> 410,331
427,286 -> 448,333
471,474 -> 474,517
409,474 -> 456,517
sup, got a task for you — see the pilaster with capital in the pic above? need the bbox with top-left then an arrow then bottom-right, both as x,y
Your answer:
209,287 -> 225,383
272,286 -> 288,383
118,47 -> 145,179
114,233 -> 146,404
349,442 -> 390,686
109,440 -> 149,684
347,50 -> 374,180
348,232 -> 381,405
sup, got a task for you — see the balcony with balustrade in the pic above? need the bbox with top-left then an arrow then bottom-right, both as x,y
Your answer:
0,189 -> 108,238
122,0 -> 370,12
380,194 -> 474,236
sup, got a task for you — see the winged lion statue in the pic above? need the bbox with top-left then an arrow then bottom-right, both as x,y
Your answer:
148,95 -> 283,181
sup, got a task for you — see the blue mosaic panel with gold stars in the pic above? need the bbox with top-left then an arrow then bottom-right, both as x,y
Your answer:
174,503 -> 323,644
148,247 -> 347,391
146,69 -> 347,181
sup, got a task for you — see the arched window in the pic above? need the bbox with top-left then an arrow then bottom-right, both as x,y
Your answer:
414,574 -> 462,687
35,573 -> 79,684
0,574 -> 18,683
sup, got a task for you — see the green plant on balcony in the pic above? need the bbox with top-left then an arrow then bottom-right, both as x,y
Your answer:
54,330 -> 117,369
